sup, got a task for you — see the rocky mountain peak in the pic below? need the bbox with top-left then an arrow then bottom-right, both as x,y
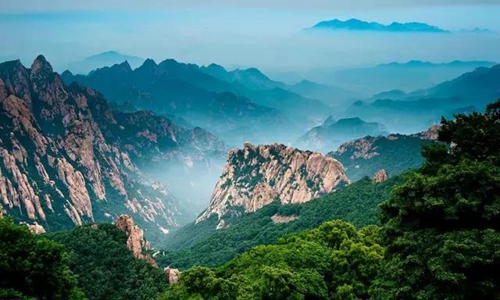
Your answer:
0,56 -> 226,241
138,58 -> 158,72
30,55 -> 56,85
197,143 -> 349,223
31,55 -> 52,73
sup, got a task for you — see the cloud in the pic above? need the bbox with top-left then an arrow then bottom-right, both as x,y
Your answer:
1,0 -> 499,12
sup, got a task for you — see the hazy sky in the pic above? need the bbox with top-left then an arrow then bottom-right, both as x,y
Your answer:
1,0 -> 499,77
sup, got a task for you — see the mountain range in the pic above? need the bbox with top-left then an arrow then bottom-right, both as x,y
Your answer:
62,59 -> 331,146
345,63 -> 500,133
334,60 -> 496,94
288,79 -> 361,109
0,56 -> 226,242
310,19 -> 448,33
160,126 -> 441,268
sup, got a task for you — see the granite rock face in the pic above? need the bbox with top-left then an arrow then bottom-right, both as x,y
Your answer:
0,56 -> 226,238
373,169 -> 389,183
26,222 -> 46,234
197,143 -> 349,222
164,267 -> 181,284
115,215 -> 157,267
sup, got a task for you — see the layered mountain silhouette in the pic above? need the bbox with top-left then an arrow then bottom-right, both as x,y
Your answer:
67,51 -> 145,75
346,63 -> 500,133
289,80 -> 360,109
334,60 -> 496,94
310,19 -> 448,33
62,58 -> 331,145
201,63 -> 286,90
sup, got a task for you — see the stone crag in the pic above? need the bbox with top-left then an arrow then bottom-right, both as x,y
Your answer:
114,215 -> 157,267
197,143 -> 349,223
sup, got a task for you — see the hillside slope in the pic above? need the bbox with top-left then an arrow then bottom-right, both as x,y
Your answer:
161,177 -> 400,268
329,126 -> 439,181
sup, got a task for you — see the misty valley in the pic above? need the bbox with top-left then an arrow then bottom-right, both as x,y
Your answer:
0,3 -> 499,300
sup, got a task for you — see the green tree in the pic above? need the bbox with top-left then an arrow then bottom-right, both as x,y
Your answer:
49,223 -> 167,300
371,100 -> 500,299
0,218 -> 86,300
159,220 -> 384,300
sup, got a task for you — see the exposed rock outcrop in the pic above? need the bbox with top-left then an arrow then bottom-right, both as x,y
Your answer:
0,56 -> 226,239
373,169 -> 388,183
412,124 -> 440,140
330,126 -> 440,181
197,143 -> 349,222
26,222 -> 46,234
115,215 -> 157,267
164,267 -> 181,284
271,214 -> 299,224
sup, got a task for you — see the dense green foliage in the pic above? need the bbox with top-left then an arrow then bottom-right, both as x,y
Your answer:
0,218 -> 85,300
371,100 -> 500,299
161,177 -> 400,269
48,224 -> 167,300
159,220 -> 384,300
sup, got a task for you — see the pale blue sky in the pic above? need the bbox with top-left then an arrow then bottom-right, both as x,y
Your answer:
1,0 -> 499,73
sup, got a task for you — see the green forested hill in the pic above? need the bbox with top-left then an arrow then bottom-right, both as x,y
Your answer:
48,224 -> 167,300
160,220 -> 384,300
0,218 -> 85,300
160,176 -> 400,269
330,132 -> 435,181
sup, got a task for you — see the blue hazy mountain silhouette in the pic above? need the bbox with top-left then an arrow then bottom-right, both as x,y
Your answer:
310,18 -> 448,33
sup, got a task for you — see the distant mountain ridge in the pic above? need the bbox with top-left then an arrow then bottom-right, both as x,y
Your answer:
201,63 -> 286,90
310,18 -> 448,33
334,60 -> 496,95
288,80 -> 360,109
62,59 -> 290,146
62,58 -> 332,146
345,63 -> 500,133
295,117 -> 388,153
379,60 -> 496,68
67,51 -> 145,75
198,63 -> 331,125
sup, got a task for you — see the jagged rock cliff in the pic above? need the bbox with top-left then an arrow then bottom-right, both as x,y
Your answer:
197,143 -> 349,223
0,56 -> 226,238
115,215 -> 157,267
